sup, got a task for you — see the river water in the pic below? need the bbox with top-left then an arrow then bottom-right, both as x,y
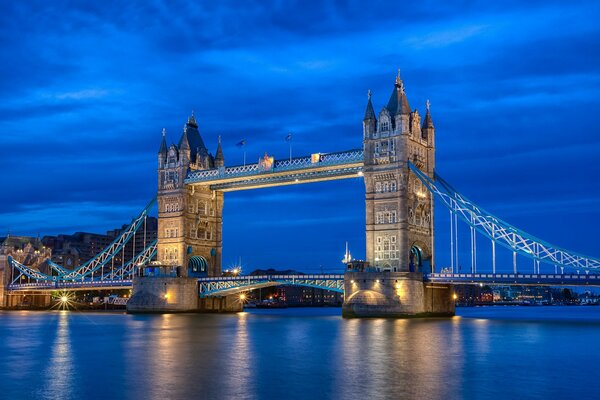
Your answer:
1,306 -> 599,399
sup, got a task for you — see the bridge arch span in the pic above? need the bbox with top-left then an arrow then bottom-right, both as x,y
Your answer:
198,275 -> 344,298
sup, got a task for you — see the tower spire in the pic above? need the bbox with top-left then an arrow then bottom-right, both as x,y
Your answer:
158,128 -> 167,155
187,110 -> 198,128
363,89 -> 376,121
423,99 -> 434,129
387,69 -> 410,116
215,134 -> 224,167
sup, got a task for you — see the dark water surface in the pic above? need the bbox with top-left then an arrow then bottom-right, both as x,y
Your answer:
1,306 -> 599,399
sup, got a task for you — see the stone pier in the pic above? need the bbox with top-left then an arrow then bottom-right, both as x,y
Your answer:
342,272 -> 454,318
127,276 -> 242,313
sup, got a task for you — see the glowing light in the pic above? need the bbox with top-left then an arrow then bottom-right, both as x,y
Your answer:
375,279 -> 380,283
53,291 -> 75,310
357,171 -> 364,177
239,293 -> 247,301
164,293 -> 170,299
453,294 -> 458,300
350,280 -> 355,284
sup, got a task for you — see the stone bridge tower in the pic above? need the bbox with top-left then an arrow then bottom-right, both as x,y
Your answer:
156,113 -> 223,277
363,71 -> 435,273
343,71 -> 453,318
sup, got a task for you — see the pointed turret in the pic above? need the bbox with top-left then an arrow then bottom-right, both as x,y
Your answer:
386,69 -> 411,116
363,90 -> 377,138
158,128 -> 168,168
422,99 -> 435,142
178,125 -> 191,151
215,135 -> 224,168
364,90 -> 376,121
187,110 -> 198,128
159,128 -> 167,153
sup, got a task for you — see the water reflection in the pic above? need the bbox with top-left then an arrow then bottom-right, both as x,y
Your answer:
336,318 -> 466,400
218,312 -> 255,398
2,307 -> 600,399
42,311 -> 74,399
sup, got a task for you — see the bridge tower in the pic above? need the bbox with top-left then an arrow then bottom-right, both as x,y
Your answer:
363,71 -> 435,273
156,113 -> 224,278
343,71 -> 453,318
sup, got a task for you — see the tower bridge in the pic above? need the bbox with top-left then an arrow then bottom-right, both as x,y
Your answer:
4,71 -> 600,316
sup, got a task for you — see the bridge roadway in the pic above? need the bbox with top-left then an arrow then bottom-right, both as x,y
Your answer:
7,280 -> 133,291
8,272 -> 600,294
426,273 -> 600,286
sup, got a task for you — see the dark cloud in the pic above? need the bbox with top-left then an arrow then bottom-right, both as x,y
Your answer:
1,0 -> 599,271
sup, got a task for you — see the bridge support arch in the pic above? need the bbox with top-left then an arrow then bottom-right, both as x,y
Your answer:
342,272 -> 453,318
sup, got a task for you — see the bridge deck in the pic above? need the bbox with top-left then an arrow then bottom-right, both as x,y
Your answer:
7,280 -> 133,291
197,274 -> 345,297
426,273 -> 600,286
8,273 -> 600,293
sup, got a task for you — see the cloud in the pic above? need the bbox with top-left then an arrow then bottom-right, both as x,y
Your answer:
1,0 -> 599,268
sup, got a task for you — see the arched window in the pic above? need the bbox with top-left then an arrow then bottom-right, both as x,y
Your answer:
390,181 -> 397,192
383,182 -> 389,192
375,182 -> 382,193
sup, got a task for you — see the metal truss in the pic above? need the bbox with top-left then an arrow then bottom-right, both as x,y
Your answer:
186,149 -> 364,189
8,197 -> 156,282
197,274 -> 345,297
8,257 -> 49,282
61,197 -> 156,279
101,240 -> 157,280
409,162 -> 600,271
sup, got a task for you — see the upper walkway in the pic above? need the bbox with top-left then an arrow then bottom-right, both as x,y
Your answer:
185,149 -> 364,191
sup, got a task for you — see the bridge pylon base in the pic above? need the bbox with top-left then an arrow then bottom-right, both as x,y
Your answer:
342,272 -> 454,318
127,277 -> 243,313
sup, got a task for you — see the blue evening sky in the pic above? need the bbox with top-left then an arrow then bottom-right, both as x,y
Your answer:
1,1 -> 599,273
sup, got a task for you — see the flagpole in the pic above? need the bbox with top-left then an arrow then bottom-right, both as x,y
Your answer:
287,132 -> 293,161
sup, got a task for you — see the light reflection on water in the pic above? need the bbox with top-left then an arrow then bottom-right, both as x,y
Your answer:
43,312 -> 73,400
1,307 -> 600,399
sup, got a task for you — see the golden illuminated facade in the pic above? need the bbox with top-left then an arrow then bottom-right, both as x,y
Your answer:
156,113 -> 224,277
363,72 -> 435,273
